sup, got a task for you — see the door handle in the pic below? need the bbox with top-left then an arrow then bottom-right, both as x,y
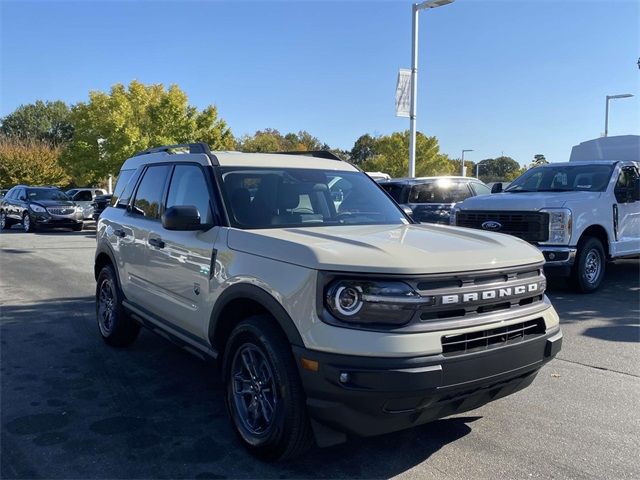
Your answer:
149,237 -> 165,249
113,228 -> 126,238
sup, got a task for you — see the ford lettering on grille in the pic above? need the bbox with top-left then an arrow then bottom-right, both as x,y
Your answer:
441,282 -> 541,305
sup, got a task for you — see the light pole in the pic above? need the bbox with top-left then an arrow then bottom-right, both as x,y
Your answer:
408,0 -> 455,177
605,94 -> 633,137
475,160 -> 486,178
461,149 -> 473,176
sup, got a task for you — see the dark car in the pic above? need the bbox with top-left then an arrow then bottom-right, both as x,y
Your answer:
91,194 -> 112,221
0,185 -> 84,232
379,176 -> 491,224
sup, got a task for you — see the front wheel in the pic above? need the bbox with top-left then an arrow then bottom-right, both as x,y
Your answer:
571,237 -> 606,293
22,213 -> 35,233
223,316 -> 313,461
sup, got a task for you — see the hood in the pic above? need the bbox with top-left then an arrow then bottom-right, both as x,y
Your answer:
227,223 -> 542,275
457,191 -> 601,211
32,199 -> 76,207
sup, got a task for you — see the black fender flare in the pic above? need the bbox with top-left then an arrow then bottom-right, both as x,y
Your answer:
94,243 -> 122,286
209,283 -> 305,348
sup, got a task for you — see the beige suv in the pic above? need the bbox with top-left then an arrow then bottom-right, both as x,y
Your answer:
95,143 -> 562,460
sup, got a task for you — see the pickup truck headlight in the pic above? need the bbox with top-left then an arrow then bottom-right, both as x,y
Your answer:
325,280 -> 434,326
29,204 -> 46,213
540,208 -> 572,244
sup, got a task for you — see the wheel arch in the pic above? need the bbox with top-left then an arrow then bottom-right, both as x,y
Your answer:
577,224 -> 610,257
209,283 -> 305,359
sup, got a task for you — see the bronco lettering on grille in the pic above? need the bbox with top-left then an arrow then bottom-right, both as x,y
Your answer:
441,282 -> 540,305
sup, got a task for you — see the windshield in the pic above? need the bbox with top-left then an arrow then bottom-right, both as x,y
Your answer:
27,189 -> 70,201
408,180 -> 472,204
219,168 -> 408,229
505,165 -> 613,193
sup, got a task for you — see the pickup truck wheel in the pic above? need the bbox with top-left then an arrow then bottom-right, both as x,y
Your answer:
96,265 -> 140,347
223,316 -> 313,461
571,237 -> 606,293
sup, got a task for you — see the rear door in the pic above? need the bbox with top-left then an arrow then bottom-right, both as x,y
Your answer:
613,164 -> 640,255
144,163 -> 220,338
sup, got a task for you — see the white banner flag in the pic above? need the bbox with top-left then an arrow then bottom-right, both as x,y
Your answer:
395,69 -> 411,118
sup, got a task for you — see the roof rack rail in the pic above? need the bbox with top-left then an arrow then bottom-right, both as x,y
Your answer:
275,150 -> 343,161
132,142 -> 218,165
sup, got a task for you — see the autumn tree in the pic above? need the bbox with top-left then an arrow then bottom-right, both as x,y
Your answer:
237,129 -> 325,153
0,100 -> 73,146
61,81 -> 234,185
0,138 -> 69,187
358,131 -> 453,178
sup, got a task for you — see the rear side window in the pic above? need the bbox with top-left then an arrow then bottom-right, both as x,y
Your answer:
131,165 -> 171,219
165,165 -> 213,224
111,169 -> 138,207
75,191 -> 92,201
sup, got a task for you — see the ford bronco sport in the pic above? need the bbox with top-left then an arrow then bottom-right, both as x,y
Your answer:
95,143 -> 562,460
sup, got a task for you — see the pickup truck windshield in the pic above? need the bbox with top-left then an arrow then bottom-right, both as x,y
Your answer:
27,189 -> 70,201
220,168 -> 408,229
505,164 -> 614,193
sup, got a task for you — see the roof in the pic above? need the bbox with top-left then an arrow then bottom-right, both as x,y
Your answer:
379,176 -> 484,185
569,135 -> 639,162
534,160 -> 620,167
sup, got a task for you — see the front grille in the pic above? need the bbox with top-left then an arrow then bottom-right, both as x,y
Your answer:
442,318 -> 546,356
457,211 -> 549,242
47,207 -> 75,215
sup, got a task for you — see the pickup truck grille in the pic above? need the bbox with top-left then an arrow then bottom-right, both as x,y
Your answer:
456,211 -> 549,243
442,318 -> 546,356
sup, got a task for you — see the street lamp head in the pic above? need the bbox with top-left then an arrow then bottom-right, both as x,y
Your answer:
415,0 -> 454,11
607,94 -> 634,100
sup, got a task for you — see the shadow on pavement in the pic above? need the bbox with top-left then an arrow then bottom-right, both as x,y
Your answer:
1,296 -> 478,479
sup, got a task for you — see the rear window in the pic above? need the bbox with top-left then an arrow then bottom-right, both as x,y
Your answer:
409,180 -> 472,204
379,183 -> 406,203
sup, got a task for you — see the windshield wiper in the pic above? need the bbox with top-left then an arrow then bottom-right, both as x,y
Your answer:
535,189 -> 573,192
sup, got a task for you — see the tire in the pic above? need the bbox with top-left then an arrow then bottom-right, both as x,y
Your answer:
22,212 -> 35,233
72,223 -> 83,231
570,236 -> 606,293
0,211 -> 14,230
223,316 -> 313,461
96,264 -> 140,347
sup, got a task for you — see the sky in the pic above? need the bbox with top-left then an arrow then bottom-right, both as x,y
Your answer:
1,0 -> 639,166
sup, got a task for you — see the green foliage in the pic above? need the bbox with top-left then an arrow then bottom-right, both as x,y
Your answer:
237,129 -> 324,153
350,134 -> 377,165
0,138 -> 69,187
359,131 -> 454,178
61,81 -> 234,185
476,156 -> 523,183
532,154 -> 548,166
0,100 -> 73,146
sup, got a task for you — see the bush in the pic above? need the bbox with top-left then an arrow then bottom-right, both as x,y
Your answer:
0,137 -> 69,188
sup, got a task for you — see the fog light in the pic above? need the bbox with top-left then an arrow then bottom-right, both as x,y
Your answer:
548,252 -> 556,260
339,372 -> 349,384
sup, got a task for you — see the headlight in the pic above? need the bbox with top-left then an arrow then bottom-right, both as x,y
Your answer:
30,204 -> 46,213
325,280 -> 434,326
540,208 -> 572,244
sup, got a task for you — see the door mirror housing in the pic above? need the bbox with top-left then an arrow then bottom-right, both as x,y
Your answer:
161,205 -> 203,231
491,183 -> 503,194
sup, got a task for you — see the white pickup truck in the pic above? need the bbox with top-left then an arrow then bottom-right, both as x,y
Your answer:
452,135 -> 640,292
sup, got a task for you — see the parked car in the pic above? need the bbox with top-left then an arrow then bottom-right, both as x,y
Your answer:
91,194 -> 113,221
452,135 -> 640,292
95,143 -> 561,460
378,176 -> 491,224
66,188 -> 108,219
0,185 -> 83,232
365,171 -> 391,182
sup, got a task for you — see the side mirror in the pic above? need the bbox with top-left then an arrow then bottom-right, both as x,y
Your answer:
491,183 -> 503,194
161,205 -> 203,231
633,178 -> 640,202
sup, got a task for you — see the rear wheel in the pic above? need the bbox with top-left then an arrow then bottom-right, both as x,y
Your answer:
0,211 -> 14,230
571,236 -> 606,293
96,265 -> 140,347
223,316 -> 313,461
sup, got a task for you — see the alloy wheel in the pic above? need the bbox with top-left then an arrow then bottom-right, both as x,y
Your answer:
97,278 -> 116,337
0,212 -> 5,229
23,215 -> 30,232
231,344 -> 278,436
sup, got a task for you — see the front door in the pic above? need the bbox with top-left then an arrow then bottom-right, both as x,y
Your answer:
613,165 -> 640,256
144,163 -> 219,338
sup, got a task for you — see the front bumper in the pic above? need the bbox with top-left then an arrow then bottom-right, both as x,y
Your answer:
538,246 -> 577,277
294,326 -> 562,445
32,211 -> 83,228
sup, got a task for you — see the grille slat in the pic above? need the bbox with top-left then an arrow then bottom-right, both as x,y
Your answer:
457,210 -> 549,242
442,318 -> 546,356
47,207 -> 75,215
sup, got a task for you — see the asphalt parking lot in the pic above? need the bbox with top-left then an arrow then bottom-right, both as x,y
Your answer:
1,226 -> 639,479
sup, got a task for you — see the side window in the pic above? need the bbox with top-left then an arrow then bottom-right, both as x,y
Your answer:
615,167 -> 639,203
16,188 -> 25,201
111,169 -> 138,208
131,165 -> 171,219
4,188 -> 15,200
165,165 -> 213,224
75,191 -> 93,201
471,183 -> 491,196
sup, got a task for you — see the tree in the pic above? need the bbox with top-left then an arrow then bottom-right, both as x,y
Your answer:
532,154 -> 548,166
237,129 -> 325,153
0,138 -> 69,187
61,81 -> 234,185
359,131 -> 454,178
0,100 -> 73,146
350,134 -> 377,165
476,156 -> 523,182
